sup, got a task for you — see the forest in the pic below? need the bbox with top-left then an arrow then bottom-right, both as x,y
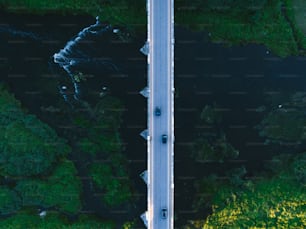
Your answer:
0,0 -> 305,228
0,84 -> 135,227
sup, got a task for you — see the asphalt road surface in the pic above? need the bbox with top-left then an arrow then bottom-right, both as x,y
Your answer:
147,0 -> 174,228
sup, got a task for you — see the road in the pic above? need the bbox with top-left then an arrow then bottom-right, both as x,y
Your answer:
147,0 -> 174,228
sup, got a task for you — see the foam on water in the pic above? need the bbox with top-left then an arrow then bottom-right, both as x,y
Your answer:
0,25 -> 42,40
53,17 -> 118,102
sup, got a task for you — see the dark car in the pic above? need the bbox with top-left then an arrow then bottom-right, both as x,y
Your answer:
155,106 -> 161,116
162,134 -> 167,144
161,208 -> 167,219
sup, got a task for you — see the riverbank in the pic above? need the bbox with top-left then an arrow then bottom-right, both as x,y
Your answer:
0,0 -> 147,34
292,0 -> 306,35
2,0 -> 306,57
0,10 -> 145,227
1,2 -> 306,227
176,0 -> 306,57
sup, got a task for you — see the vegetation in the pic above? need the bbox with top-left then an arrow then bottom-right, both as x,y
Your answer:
258,108 -> 306,143
191,104 -> 239,162
188,93 -> 306,228
0,212 -> 116,228
75,96 -> 124,156
1,0 -> 306,56
200,104 -> 222,125
176,0 -> 302,57
204,179 -> 306,228
122,221 -> 136,229
291,153 -> 306,185
73,95 -> 133,207
0,86 -> 134,225
256,92 -> 306,144
0,86 -> 80,213
0,85 -> 71,177
0,187 -> 21,215
192,134 -> 239,162
4,0 -> 306,227
187,150 -> 306,229
285,0 -> 306,54
89,160 -> 132,207
0,0 -> 147,31
15,160 -> 82,214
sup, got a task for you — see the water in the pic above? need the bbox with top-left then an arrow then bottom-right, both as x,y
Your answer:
1,12 -> 306,228
53,16 -> 119,101
0,12 -> 149,227
174,27 -> 306,224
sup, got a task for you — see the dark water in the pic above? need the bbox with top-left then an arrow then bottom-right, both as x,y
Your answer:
1,12 -> 306,228
174,27 -> 306,224
0,12 -> 148,227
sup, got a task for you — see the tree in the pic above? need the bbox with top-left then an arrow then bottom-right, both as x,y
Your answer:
89,161 -> 132,207
75,95 -> 124,155
0,86 -> 71,177
0,186 -> 21,215
191,134 -> 239,162
14,160 -> 82,214
176,0 -> 267,12
257,92 -> 306,144
187,175 -> 306,228
207,179 -> 305,228
0,85 -> 24,125
0,212 -> 116,228
289,152 -> 306,186
265,151 -> 306,185
258,109 -> 306,143
94,96 -> 124,131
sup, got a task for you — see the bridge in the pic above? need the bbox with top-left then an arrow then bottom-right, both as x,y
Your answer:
140,0 -> 174,228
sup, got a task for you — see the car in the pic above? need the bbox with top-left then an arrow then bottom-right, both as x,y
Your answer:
155,106 -> 161,116
161,208 -> 167,219
162,134 -> 167,144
